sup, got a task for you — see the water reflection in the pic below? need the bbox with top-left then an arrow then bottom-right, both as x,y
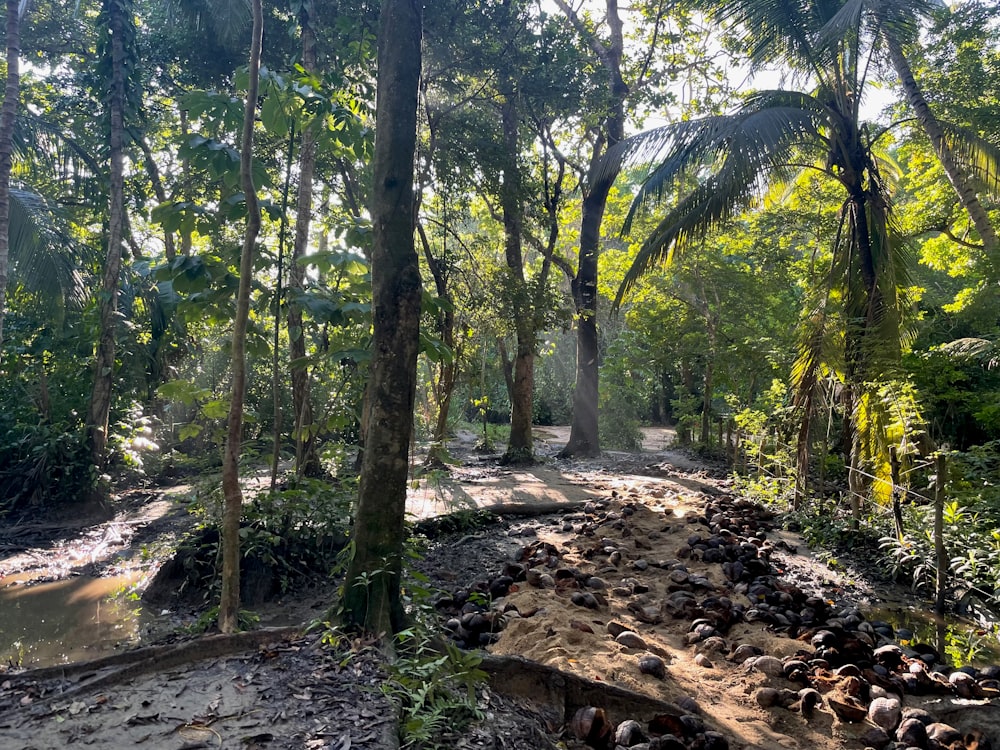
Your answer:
868,605 -> 1000,668
0,573 -> 144,667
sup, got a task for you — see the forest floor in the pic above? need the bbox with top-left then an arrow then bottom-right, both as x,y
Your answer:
0,428 -> 998,749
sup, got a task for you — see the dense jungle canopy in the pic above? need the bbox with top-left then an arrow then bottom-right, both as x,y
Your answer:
1,0 -> 1000,633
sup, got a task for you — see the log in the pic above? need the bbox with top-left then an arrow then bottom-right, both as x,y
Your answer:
480,653 -> 685,729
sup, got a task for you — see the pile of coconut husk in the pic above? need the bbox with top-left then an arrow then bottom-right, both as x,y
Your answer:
431,481 -> 1000,750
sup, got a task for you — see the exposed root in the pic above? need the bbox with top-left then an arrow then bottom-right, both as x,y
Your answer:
2,626 -> 301,716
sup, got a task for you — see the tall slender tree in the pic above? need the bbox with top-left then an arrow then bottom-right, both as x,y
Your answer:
86,0 -> 135,484
0,0 -> 22,362
341,0 -> 422,635
218,0 -> 264,634
288,0 -> 321,476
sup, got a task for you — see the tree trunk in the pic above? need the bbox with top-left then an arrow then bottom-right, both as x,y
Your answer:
86,0 -> 129,485
557,0 -> 628,459
289,3 -> 321,477
218,0 -> 264,634
700,361 -> 713,445
0,0 -> 20,362
883,29 -> 999,262
341,0 -> 422,636
270,127 -> 295,491
505,337 -> 535,464
417,223 -> 457,466
560,185 -> 606,458
499,94 -> 534,464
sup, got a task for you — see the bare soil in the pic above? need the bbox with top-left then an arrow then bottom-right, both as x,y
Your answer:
1,427 -> 997,749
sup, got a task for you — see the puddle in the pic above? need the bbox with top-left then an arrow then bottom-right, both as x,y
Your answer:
0,572 -> 146,668
868,605 -> 1000,668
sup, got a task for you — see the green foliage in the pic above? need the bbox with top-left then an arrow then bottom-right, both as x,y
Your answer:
0,418 -> 94,514
383,543 -> 486,750
170,476 -> 355,603
599,331 -> 646,451
384,635 -> 486,749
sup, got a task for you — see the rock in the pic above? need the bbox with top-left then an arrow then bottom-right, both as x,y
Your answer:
639,654 -> 666,679
949,669 -> 979,698
694,653 -> 713,668
586,576 -> 608,590
697,731 -> 729,749
697,636 -> 728,655
676,696 -> 701,714
650,735 -> 686,750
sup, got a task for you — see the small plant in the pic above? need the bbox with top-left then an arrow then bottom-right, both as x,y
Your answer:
471,396 -> 493,452
184,605 -> 260,633
384,635 -> 486,749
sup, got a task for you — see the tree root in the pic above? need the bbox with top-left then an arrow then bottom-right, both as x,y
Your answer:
477,500 -> 590,517
2,626 -> 301,712
480,653 -> 685,729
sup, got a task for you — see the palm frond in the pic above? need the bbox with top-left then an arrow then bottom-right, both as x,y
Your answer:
702,0 -> 825,73
937,337 -> 1000,369
938,122 -> 1000,199
610,94 -> 829,306
870,0 -> 940,42
8,187 -> 85,307
815,0 -> 865,53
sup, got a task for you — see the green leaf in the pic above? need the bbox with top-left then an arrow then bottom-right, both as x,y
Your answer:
202,399 -> 230,419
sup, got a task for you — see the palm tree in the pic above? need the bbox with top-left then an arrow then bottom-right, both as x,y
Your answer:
608,0 -> 943,514
879,21 -> 1000,263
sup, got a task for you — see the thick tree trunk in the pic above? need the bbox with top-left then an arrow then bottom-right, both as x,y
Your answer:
499,95 -> 534,464
0,0 -> 20,362
883,29 -> 999,262
557,0 -> 628,459
218,0 -> 264,634
289,4 -> 321,477
341,0 -> 422,636
86,0 -> 129,483
560,186 -> 606,458
505,337 -> 535,464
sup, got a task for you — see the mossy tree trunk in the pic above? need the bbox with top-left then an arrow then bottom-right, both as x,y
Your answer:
341,0 -> 422,636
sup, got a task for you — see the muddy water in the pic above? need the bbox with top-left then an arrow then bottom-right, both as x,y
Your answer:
869,605 -> 1000,668
0,572 -> 145,667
